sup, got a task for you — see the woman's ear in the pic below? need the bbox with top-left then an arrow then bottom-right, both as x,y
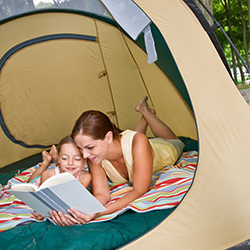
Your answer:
105,131 -> 113,144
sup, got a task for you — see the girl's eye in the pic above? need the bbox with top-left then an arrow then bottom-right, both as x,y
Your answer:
74,158 -> 82,161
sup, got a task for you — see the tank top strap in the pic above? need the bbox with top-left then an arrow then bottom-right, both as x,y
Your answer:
75,170 -> 81,180
54,166 -> 60,175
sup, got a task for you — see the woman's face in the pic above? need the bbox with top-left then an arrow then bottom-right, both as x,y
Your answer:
58,142 -> 85,177
74,133 -> 111,165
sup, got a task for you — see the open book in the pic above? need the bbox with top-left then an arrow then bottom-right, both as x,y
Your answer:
10,172 -> 106,217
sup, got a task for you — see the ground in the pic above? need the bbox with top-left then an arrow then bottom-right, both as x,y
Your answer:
239,88 -> 250,106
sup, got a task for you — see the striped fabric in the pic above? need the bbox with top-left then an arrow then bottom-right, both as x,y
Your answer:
94,150 -> 198,222
0,151 -> 198,232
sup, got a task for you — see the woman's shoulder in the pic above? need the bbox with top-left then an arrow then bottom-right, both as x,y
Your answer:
120,129 -> 138,146
121,129 -> 137,136
121,130 -> 149,150
132,132 -> 150,145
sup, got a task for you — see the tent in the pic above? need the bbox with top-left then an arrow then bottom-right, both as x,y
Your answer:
0,0 -> 250,249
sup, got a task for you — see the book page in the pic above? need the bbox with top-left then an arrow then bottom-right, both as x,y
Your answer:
39,172 -> 75,189
11,183 -> 38,192
9,190 -> 52,216
47,179 -> 106,214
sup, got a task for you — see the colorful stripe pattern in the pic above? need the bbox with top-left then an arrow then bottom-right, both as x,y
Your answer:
0,151 -> 198,231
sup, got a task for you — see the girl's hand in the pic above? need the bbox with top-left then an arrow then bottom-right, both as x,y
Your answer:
33,212 -> 44,221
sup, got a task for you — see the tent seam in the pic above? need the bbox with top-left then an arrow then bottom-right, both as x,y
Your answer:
94,19 -> 119,127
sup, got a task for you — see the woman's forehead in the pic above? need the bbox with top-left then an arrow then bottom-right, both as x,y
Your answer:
74,134 -> 96,146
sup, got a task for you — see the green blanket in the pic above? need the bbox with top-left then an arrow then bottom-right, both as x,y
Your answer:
0,209 -> 174,250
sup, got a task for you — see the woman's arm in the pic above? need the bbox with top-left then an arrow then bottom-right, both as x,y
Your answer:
88,163 -> 110,205
69,133 -> 154,221
98,132 -> 153,215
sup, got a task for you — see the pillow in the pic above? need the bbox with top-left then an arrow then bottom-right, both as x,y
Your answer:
179,136 -> 198,152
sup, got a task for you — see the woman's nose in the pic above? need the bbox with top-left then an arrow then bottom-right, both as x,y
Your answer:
83,150 -> 90,159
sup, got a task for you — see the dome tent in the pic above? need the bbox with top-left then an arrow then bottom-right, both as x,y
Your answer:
0,0 -> 250,249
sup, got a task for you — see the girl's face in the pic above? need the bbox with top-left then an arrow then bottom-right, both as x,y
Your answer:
74,133 -> 112,165
58,143 -> 85,177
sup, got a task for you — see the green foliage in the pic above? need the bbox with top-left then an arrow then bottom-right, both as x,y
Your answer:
213,0 -> 250,83
0,0 -> 34,19
36,2 -> 54,8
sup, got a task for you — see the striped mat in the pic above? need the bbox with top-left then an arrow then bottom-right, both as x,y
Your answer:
0,151 -> 198,232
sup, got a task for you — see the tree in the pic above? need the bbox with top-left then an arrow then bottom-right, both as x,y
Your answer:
214,0 -> 250,84
237,0 -> 250,69
194,0 -> 214,25
0,0 -> 35,19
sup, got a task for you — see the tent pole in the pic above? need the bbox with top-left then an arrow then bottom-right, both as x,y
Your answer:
196,0 -> 250,74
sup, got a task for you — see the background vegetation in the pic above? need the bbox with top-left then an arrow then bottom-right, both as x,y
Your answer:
197,0 -> 250,86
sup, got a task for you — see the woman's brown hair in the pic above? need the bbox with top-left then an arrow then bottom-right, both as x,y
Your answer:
71,110 -> 122,140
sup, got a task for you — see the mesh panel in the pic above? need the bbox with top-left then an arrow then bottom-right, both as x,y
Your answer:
0,0 -> 111,21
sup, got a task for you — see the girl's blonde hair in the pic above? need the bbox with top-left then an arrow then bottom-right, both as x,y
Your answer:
57,135 -> 76,154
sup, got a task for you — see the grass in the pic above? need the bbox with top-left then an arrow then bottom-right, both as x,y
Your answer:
236,83 -> 250,90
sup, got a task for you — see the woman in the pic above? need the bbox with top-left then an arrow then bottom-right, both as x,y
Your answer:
51,96 -> 184,226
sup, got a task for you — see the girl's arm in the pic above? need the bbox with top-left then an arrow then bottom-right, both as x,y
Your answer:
40,168 -> 55,184
27,163 -> 47,183
27,151 -> 52,183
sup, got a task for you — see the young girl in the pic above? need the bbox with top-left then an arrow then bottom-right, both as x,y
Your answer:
28,135 -> 92,188
50,96 -> 184,226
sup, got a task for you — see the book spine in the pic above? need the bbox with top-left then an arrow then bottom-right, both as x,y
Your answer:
30,192 -> 55,212
34,188 -> 71,215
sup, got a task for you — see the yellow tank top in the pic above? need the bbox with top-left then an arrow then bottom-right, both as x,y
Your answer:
101,130 -> 184,183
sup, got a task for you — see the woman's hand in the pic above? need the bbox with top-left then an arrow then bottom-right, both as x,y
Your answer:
50,209 -> 98,226
50,210 -> 78,226
68,208 -> 98,223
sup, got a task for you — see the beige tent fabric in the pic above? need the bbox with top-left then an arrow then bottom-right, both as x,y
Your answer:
96,21 -> 197,137
0,129 -> 43,169
121,0 -> 250,249
0,1 -> 249,249
123,36 -> 197,139
0,11 -> 196,168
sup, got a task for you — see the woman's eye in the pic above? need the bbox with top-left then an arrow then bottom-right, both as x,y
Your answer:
87,147 -> 94,150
